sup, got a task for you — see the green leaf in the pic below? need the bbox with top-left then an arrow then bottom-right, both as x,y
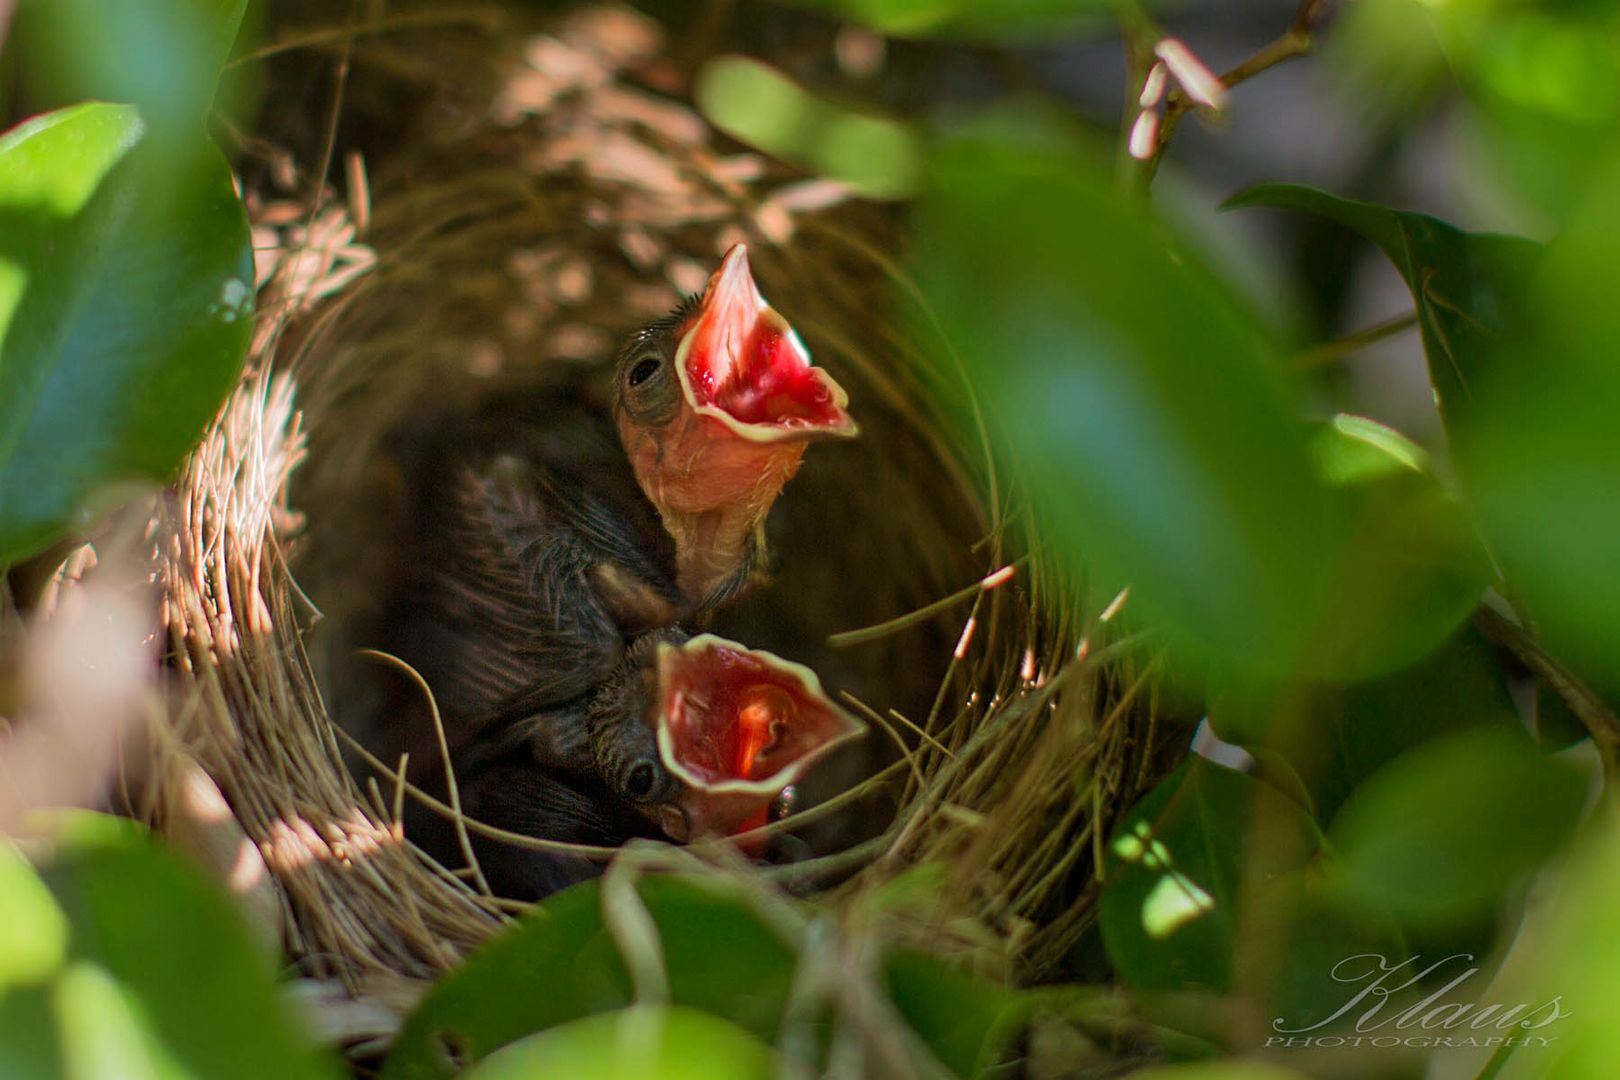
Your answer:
0,103 -> 253,563
777,0 -> 1112,41
0,984 -> 65,1080
883,950 -> 1023,1078
1224,183 -> 1541,437
0,843 -> 68,989
384,876 -> 799,1080
459,1006 -> 777,1080
1326,725 -> 1587,932
1234,627 -> 1522,828
32,816 -> 338,1080
1128,1064 -> 1310,1080
1100,761 -> 1313,994
695,56 -> 921,199
1513,800 -> 1620,1075
1302,415 -> 1492,681
14,0 -> 250,132
920,112 -> 1336,680
1454,146 -> 1620,693
1100,760 -> 1403,1035
52,962 -> 191,1080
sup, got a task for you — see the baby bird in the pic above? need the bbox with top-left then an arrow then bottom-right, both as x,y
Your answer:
416,630 -> 862,900
379,244 -> 858,773
614,244 -> 858,605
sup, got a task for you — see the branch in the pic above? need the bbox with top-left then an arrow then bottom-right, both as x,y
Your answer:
1292,311 -> 1419,369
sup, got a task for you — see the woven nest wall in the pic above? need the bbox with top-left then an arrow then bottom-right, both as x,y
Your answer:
146,3 -> 1170,998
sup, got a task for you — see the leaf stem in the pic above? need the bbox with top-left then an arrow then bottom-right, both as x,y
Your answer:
1473,605 -> 1620,779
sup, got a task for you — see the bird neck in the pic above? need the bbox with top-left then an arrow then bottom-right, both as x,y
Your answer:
661,500 -> 762,605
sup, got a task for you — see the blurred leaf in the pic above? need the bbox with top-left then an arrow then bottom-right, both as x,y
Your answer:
1322,0 -> 1448,130
52,962 -> 190,1080
1302,415 -> 1492,681
1327,725 -> 1587,932
1514,803 -> 1620,1075
1439,2 -> 1620,225
1128,1063 -> 1309,1080
883,950 -> 1022,1078
696,56 -> 921,199
1455,147 -> 1620,693
384,875 -> 798,1080
0,102 -> 253,563
0,984 -> 65,1080
1297,627 -> 1520,827
0,843 -> 68,989
777,0 -> 1112,40
1225,183 -> 1541,437
459,1006 -> 776,1080
921,113 -> 1335,680
14,0 -> 249,132
32,816 -> 338,1080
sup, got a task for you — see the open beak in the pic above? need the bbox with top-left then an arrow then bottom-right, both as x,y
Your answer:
650,244 -> 858,519
651,633 -> 864,840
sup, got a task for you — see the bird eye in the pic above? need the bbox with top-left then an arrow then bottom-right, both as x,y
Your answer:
626,761 -> 657,798
627,356 -> 661,387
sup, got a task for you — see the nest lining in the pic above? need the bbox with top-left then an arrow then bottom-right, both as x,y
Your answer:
142,2 -> 1169,999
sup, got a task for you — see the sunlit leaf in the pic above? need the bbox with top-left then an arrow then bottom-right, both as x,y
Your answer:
383,875 -> 799,1080
1512,804 -> 1620,1075
1100,760 -> 1404,1034
0,103 -> 253,563
1224,183 -> 1541,438
51,962 -> 191,1080
459,1006 -> 777,1080
696,56 -> 921,199
0,843 -> 68,989
921,112 -> 1335,680
1327,725 -> 1587,932
1101,761 -> 1308,991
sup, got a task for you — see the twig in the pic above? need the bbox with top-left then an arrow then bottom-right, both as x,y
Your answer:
1473,605 -> 1620,778
1128,0 -> 1334,189
1292,311 -> 1419,369
826,559 -> 1025,648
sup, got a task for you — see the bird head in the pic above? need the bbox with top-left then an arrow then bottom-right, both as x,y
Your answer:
612,244 -> 858,602
648,633 -> 863,842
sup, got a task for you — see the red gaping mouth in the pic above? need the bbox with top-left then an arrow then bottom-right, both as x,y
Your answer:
654,634 -> 864,838
675,244 -> 859,442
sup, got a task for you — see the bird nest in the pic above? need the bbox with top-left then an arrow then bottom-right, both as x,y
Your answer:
142,2 -> 1169,1011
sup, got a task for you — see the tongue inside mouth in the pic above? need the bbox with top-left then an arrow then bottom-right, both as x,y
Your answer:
653,634 -> 863,837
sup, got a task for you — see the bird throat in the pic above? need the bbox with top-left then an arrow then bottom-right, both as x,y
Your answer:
617,408 -> 806,604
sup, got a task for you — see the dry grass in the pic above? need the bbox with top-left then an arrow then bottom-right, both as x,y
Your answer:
135,0 -> 1173,1024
